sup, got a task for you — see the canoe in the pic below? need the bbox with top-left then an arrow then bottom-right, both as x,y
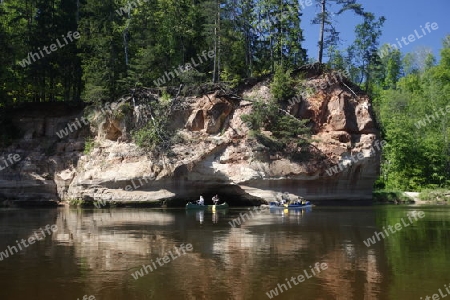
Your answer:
186,202 -> 207,210
186,202 -> 229,210
269,201 -> 312,209
269,204 -> 313,209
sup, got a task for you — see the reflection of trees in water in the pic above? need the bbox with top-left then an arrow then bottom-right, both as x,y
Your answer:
376,207 -> 450,299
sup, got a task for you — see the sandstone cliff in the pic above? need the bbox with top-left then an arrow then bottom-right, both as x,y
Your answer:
0,68 -> 380,206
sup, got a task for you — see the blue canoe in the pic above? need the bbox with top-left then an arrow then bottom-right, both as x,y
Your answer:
269,201 -> 312,209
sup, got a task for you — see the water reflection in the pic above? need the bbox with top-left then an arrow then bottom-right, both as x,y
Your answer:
186,209 -> 229,224
0,206 -> 449,300
197,210 -> 204,224
212,211 -> 218,223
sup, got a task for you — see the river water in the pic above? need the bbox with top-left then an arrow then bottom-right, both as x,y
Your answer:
0,205 -> 449,300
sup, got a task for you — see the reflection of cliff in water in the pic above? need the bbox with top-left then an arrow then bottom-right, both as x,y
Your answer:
54,208 -> 177,259
50,207 -> 389,299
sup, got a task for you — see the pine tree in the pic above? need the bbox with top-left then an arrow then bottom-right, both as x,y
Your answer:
78,0 -> 128,102
312,0 -> 365,63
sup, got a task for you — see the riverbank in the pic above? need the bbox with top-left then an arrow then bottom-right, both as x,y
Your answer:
374,190 -> 450,205
416,189 -> 450,204
2,189 -> 449,208
373,190 -> 413,204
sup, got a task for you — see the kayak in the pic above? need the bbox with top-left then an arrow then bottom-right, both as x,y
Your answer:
186,202 -> 229,210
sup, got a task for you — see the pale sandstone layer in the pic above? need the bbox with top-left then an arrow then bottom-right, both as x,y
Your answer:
0,70 -> 380,206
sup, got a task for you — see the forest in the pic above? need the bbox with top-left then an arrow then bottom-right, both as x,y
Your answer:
0,0 -> 449,192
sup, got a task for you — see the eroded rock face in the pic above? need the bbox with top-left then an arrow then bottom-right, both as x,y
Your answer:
186,110 -> 204,131
0,103 -> 87,204
102,119 -> 123,141
0,71 -> 380,205
185,93 -> 233,134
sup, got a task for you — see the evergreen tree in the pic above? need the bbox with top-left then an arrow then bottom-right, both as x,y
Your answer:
78,0 -> 128,102
347,12 -> 385,92
312,0 -> 365,63
253,0 -> 306,72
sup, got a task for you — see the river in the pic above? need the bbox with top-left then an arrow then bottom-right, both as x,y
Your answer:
0,205 -> 449,300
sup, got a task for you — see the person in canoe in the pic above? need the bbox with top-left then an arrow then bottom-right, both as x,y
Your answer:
212,194 -> 219,205
292,197 -> 302,205
197,196 -> 205,205
281,192 -> 290,205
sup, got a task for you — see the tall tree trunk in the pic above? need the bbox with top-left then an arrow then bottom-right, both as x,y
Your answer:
270,35 -> 274,73
217,0 -> 221,82
279,0 -> 283,67
123,11 -> 130,68
443,115 -> 449,182
213,18 -> 217,83
123,28 -> 129,66
245,27 -> 252,77
318,0 -> 326,63
76,0 -> 80,23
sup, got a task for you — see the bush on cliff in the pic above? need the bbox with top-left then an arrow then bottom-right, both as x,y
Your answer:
270,65 -> 296,102
131,95 -> 175,151
241,98 -> 310,156
133,120 -> 171,150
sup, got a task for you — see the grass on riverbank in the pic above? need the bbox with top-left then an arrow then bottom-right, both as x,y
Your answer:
373,190 -> 413,204
419,189 -> 450,204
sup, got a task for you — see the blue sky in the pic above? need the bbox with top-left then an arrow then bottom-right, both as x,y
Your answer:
300,0 -> 450,61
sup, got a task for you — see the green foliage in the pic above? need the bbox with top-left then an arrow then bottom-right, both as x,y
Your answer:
68,198 -> 87,207
133,122 -> 167,150
373,190 -> 411,203
220,67 -> 242,87
419,189 -> 450,203
178,70 -> 207,85
84,138 -> 95,155
254,132 -> 284,151
346,13 -> 385,92
250,0 -> 307,71
270,65 -> 295,101
312,0 -> 366,63
160,90 -> 171,103
271,113 -> 310,146
374,36 -> 450,191
327,46 -> 346,70
131,99 -> 174,151
113,102 -> 132,120
380,48 -> 402,89
0,0 -> 81,103
241,97 -> 310,155
240,100 -> 267,132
